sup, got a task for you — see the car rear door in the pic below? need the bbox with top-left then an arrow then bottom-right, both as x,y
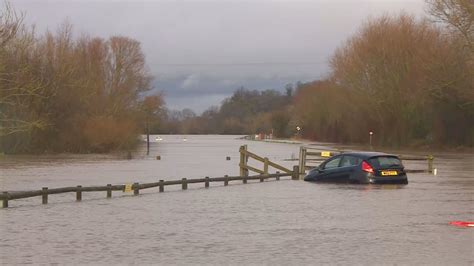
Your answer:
338,155 -> 362,182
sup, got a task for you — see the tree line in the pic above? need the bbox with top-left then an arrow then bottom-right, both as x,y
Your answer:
1,0 -> 472,154
0,2 -> 162,153
155,0 -> 473,147
294,11 -> 472,147
150,87 -> 294,137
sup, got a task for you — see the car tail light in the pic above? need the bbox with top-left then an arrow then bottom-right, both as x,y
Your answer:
362,161 -> 374,173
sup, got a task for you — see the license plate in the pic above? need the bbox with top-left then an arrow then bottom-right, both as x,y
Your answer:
381,171 -> 398,176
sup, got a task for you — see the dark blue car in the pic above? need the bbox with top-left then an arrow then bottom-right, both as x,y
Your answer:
304,152 -> 408,184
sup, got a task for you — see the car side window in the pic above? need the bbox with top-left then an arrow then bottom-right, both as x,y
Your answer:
340,156 -> 361,167
323,157 -> 341,169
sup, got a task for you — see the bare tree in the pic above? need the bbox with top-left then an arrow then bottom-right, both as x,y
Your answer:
105,36 -> 152,115
0,1 -> 22,47
0,1 -> 49,137
426,0 -> 474,50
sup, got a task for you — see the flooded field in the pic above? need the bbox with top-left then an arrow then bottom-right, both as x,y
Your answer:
0,135 -> 473,265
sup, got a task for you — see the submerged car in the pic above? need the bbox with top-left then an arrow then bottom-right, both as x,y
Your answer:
304,152 -> 408,184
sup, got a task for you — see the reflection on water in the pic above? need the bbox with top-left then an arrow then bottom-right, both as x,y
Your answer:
0,135 -> 473,265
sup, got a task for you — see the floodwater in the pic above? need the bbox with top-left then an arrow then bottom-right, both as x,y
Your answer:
0,135 -> 473,265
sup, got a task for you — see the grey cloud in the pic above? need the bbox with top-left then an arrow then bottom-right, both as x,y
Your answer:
153,72 -> 316,97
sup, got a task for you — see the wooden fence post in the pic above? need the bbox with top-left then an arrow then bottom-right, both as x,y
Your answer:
292,166 -> 300,180
240,145 -> 244,176
224,175 -> 229,186
133,182 -> 139,196
107,184 -> 112,198
301,148 -> 307,175
261,157 -> 269,182
240,145 -> 249,177
205,176 -> 210,188
428,155 -> 434,173
159,180 -> 164,192
76,185 -> 82,201
42,187 -> 48,204
182,178 -> 187,190
2,192 -> 8,208
298,146 -> 304,175
241,145 -> 248,183
244,146 -> 249,177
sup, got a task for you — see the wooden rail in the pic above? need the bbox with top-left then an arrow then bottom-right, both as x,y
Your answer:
5,144 -> 435,208
1,145 -> 301,208
298,146 -> 435,176
298,146 -> 342,174
0,172 -> 294,208
239,145 -> 297,179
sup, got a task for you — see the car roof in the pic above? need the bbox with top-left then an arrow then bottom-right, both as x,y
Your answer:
339,151 -> 398,159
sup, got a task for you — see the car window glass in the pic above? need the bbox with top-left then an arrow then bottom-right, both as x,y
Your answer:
340,156 -> 361,167
323,157 -> 341,169
368,156 -> 402,168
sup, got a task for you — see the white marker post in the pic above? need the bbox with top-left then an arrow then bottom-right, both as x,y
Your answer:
369,131 -> 373,148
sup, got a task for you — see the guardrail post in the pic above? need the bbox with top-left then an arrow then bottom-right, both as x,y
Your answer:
182,178 -> 187,190
2,192 -> 8,208
292,166 -> 300,180
76,185 -> 82,201
224,175 -> 229,186
159,180 -> 164,192
42,187 -> 48,204
133,182 -> 139,196
107,184 -> 112,198
428,155 -> 434,173
276,171 -> 280,181
205,176 -> 210,188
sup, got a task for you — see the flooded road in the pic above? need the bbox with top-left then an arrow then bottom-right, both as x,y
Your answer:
1,135 -> 473,265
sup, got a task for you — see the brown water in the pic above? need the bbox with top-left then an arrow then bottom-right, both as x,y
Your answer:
0,135 -> 473,265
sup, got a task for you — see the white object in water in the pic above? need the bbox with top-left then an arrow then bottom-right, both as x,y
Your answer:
183,138 -> 187,142
433,168 -> 437,176
155,136 -> 163,141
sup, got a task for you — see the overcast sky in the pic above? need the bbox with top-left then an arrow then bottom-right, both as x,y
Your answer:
14,0 -> 426,113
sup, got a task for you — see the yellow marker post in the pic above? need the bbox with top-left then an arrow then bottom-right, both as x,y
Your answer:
124,184 -> 133,193
321,151 -> 331,157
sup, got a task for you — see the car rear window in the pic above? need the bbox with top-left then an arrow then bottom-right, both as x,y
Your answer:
368,156 -> 402,168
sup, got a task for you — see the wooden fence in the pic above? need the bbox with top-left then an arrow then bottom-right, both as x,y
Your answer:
0,145 -> 299,208
239,145 -> 297,178
1,144 -> 436,208
0,173 -> 295,208
298,146 -> 435,175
